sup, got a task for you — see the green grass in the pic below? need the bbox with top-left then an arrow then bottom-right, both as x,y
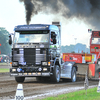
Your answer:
0,68 -> 9,72
42,87 -> 100,100
0,63 -> 9,65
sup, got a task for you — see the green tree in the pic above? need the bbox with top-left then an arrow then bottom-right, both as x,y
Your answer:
0,27 -> 11,55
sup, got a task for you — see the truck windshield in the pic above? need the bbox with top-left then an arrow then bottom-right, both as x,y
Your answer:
13,32 -> 49,43
91,38 -> 100,44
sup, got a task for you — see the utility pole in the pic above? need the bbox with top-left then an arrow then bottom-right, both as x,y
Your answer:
74,38 -> 77,52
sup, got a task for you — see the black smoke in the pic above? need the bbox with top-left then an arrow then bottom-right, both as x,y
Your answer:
60,0 -> 100,27
19,0 -> 100,29
19,0 -> 34,25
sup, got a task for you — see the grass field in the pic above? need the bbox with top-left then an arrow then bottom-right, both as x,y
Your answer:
0,68 -> 9,72
42,87 -> 100,100
0,63 -> 9,66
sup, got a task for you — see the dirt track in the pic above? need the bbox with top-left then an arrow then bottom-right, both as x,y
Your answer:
0,64 -> 11,69
0,71 -> 98,100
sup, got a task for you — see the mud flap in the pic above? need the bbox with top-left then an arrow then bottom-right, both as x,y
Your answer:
76,63 -> 88,80
89,64 -> 100,79
88,64 -> 95,78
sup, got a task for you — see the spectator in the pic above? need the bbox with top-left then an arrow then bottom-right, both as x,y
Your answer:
1,57 -> 3,63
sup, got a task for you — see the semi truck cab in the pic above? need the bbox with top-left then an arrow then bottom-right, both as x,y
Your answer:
9,22 -> 62,82
9,22 -> 77,83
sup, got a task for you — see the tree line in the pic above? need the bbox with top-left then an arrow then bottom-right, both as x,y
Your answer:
0,27 -> 11,55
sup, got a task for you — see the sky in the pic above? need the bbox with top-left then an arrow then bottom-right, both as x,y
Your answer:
0,0 -> 94,48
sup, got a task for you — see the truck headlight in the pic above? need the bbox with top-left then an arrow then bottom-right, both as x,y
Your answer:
43,68 -> 47,71
42,62 -> 47,66
12,62 -> 18,67
12,69 -> 16,72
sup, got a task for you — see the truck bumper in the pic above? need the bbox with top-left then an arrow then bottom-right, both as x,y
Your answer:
10,72 -> 51,77
10,67 -> 51,77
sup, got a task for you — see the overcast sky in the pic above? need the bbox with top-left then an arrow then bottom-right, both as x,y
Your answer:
0,0 -> 94,48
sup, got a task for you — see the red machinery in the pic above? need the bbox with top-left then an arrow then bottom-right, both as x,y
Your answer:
89,30 -> 100,79
62,30 -> 100,79
63,53 -> 92,63
90,31 -> 100,64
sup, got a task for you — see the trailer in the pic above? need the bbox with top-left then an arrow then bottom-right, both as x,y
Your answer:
63,53 -> 92,63
9,22 -> 78,83
61,30 -> 100,80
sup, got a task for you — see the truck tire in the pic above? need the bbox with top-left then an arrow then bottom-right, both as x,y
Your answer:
71,67 -> 76,82
15,77 -> 25,83
51,65 -> 60,82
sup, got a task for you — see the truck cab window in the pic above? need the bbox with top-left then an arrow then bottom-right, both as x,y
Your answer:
13,32 -> 49,43
51,32 -> 57,44
92,38 -> 100,44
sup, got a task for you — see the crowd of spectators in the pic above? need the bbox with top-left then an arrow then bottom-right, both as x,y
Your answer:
0,54 -> 11,63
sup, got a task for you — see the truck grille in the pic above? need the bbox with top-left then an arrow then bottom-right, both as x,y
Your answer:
24,48 -> 35,65
36,48 -> 47,64
12,48 -> 49,66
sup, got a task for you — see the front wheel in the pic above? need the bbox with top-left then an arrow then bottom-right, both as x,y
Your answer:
71,67 -> 76,82
15,77 -> 25,83
51,65 -> 60,82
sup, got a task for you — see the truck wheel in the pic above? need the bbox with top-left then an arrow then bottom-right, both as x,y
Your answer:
71,67 -> 76,82
15,77 -> 25,83
51,65 -> 60,82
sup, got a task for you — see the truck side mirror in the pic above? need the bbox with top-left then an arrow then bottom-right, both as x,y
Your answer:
51,32 -> 56,38
53,38 -> 56,44
51,32 -> 57,44
9,34 -> 12,45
